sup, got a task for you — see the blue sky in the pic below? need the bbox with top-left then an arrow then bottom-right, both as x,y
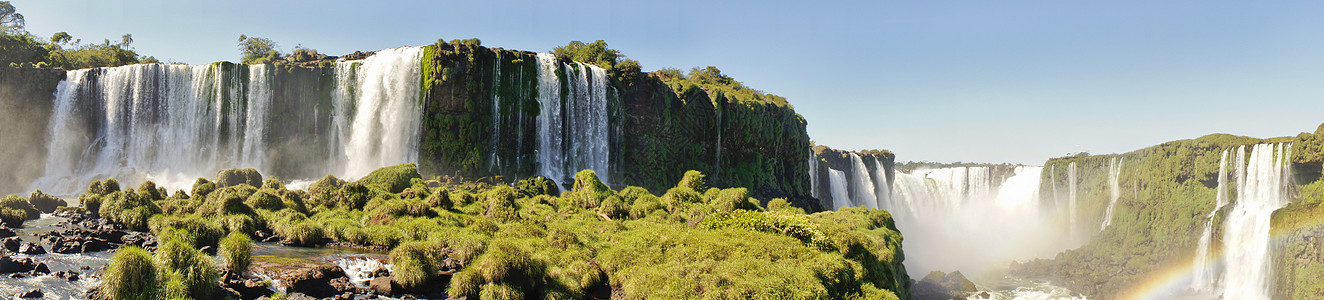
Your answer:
12,0 -> 1324,164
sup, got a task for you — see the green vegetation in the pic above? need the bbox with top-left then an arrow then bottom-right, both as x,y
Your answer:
0,1 -> 156,69
0,194 -> 35,226
78,164 -> 908,298
238,34 -> 281,64
102,246 -> 159,300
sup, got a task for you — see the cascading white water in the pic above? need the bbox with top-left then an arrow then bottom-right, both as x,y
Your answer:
534,53 -> 565,184
240,64 -> 272,168
488,51 -> 502,172
1191,147 -> 1231,291
34,47 -> 426,195
889,166 -> 1063,277
809,150 -> 819,199
340,46 -> 425,179
1188,143 -> 1292,300
828,169 -> 851,210
848,153 -> 879,209
1068,162 -> 1078,242
533,55 -> 613,185
1100,157 -> 1123,231
872,157 -> 891,209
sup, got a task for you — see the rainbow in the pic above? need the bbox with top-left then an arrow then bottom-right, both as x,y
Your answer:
1116,202 -> 1324,300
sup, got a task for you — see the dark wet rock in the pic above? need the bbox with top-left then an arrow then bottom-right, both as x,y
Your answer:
120,231 -> 156,249
53,270 -> 79,281
0,255 -> 37,273
15,288 -> 41,298
17,241 -> 45,254
281,264 -> 351,298
913,270 -> 979,300
0,225 -> 14,238
1,237 -> 20,253
32,262 -> 49,274
281,293 -> 319,300
8,273 -> 25,278
28,190 -> 66,213
220,270 -> 274,300
370,276 -> 400,296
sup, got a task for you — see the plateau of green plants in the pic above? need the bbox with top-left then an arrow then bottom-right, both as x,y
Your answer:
62,164 -> 910,299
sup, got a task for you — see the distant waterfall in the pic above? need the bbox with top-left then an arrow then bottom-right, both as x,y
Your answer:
849,153 -> 879,209
534,53 -> 612,185
1100,157 -> 1123,231
1190,143 -> 1293,300
1191,148 -> 1232,291
1068,162 -> 1078,241
828,169 -> 851,209
889,166 -> 1061,276
32,47 -> 425,195
808,150 -> 819,199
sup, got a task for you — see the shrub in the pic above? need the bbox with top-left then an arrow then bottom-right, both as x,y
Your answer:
219,231 -> 253,274
308,174 -> 345,195
449,239 -> 542,299
427,187 -> 453,209
99,192 -> 161,231
155,236 -> 219,299
0,206 -> 26,227
391,241 -> 444,292
766,198 -> 805,214
709,188 -> 759,212
216,168 -> 263,188
0,195 -> 38,226
570,170 -> 612,209
28,189 -> 66,213
516,176 -> 560,197
201,185 -> 257,217
617,186 -> 652,205
660,187 -> 702,212
629,194 -> 665,220
486,186 -> 519,222
218,214 -> 260,236
79,193 -> 103,217
597,196 -> 627,219
137,181 -> 164,201
102,246 -> 158,300
149,215 -> 224,249
679,170 -> 707,191
246,190 -> 284,211
335,182 -> 372,210
191,178 -> 217,200
357,163 -> 422,193
88,178 -> 121,195
262,178 -> 285,190
700,210 -> 829,248
278,219 -> 324,246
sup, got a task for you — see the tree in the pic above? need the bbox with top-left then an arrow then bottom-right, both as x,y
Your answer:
551,40 -> 622,69
237,34 -> 280,64
0,1 -> 24,35
50,32 -> 71,47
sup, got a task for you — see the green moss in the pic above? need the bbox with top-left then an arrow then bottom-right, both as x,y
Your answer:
357,163 -> 423,193
216,168 -> 263,188
149,215 -> 224,249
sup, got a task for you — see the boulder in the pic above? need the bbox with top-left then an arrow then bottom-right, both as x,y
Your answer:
27,190 -> 66,213
1,237 -> 20,253
17,242 -> 44,254
281,264 -> 350,298
0,255 -> 37,273
15,289 -> 41,298
220,270 -> 273,300
53,270 -> 79,281
370,276 -> 401,296
0,225 -> 14,238
32,262 -> 48,274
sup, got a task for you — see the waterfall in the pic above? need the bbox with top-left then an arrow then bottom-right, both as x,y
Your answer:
1204,143 -> 1292,300
889,166 -> 1060,276
32,46 -> 425,195
848,153 -> 879,209
828,169 -> 851,209
1100,157 -> 1124,231
1191,148 -> 1231,291
1068,162 -> 1078,242
808,150 -> 819,199
873,157 -> 891,210
488,51 -> 503,173
240,64 -> 272,168
534,55 -> 612,185
340,46 -> 425,179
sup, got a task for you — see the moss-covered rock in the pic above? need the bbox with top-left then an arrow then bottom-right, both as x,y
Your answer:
356,163 -> 422,193
216,168 -> 263,188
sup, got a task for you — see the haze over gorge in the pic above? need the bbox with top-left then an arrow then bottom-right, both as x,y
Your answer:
2,1 -> 1324,300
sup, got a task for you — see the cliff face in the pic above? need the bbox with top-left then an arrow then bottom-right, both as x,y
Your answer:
1019,128 -> 1324,299
0,67 -> 63,195
0,39 -> 814,205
